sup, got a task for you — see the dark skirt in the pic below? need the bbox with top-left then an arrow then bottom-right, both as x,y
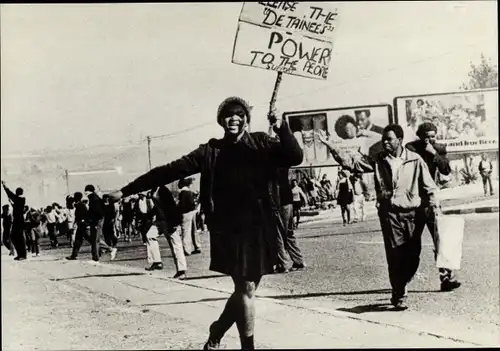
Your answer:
337,182 -> 354,206
208,203 -> 279,280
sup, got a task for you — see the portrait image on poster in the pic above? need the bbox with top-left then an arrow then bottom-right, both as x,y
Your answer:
285,105 -> 392,167
288,113 -> 330,166
395,89 -> 498,152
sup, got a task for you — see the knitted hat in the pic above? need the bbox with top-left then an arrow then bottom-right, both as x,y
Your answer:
216,96 -> 252,126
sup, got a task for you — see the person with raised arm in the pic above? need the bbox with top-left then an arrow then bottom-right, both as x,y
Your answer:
107,96 -> 302,350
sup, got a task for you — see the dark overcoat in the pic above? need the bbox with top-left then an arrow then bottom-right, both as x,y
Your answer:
121,121 -> 303,278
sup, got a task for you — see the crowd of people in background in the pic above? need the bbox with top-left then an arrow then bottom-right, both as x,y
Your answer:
290,170 -> 369,227
1,180 -> 208,268
407,98 -> 488,140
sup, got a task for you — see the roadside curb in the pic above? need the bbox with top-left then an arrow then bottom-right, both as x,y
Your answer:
302,203 -> 499,226
442,206 -> 499,215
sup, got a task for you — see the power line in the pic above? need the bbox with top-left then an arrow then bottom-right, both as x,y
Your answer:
148,120 -> 215,141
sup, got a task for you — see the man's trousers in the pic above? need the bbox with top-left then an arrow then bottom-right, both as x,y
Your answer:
2,224 -> 12,251
276,204 -> 305,267
413,205 -> 457,283
378,207 -> 422,299
103,220 -> 118,248
71,220 -> 103,261
11,222 -> 27,259
181,210 -> 200,254
164,224 -> 187,272
481,174 -> 494,195
352,194 -> 365,221
145,224 -> 163,264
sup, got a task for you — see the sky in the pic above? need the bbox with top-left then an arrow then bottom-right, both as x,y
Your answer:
1,1 -> 498,159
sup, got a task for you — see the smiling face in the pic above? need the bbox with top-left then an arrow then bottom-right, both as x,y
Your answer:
221,104 -> 247,137
345,122 -> 357,139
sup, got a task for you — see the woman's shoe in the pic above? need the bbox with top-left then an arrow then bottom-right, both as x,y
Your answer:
203,322 -> 221,350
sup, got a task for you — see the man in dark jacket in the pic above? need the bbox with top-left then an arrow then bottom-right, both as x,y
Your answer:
2,204 -> 14,255
406,122 -> 461,292
178,177 -> 201,255
355,109 -> 384,134
85,184 -> 108,261
275,168 -> 306,273
2,181 -> 27,260
67,186 -> 106,261
67,192 -> 91,260
108,96 -> 302,350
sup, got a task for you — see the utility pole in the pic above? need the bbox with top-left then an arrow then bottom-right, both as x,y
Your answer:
147,136 -> 152,170
64,169 -> 69,195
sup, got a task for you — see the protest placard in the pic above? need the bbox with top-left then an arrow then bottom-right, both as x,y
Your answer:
232,21 -> 332,80
232,2 -> 337,80
284,104 -> 392,167
394,88 -> 498,153
239,2 -> 339,40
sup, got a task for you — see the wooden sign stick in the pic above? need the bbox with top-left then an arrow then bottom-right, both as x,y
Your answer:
268,71 -> 284,136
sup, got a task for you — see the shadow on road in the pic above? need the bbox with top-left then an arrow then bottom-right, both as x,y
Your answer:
264,288 -> 440,300
50,272 -> 146,281
109,256 -> 148,262
337,303 -> 396,314
298,229 -> 381,240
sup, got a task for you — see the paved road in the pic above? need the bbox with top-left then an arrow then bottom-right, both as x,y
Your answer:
37,211 -> 499,330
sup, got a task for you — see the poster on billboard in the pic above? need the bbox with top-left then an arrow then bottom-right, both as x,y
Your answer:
394,88 -> 498,153
283,104 -> 393,168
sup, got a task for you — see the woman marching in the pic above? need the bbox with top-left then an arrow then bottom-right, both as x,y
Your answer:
335,169 -> 355,226
108,97 -> 302,349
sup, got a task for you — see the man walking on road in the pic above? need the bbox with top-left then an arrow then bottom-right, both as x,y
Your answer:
102,194 -> 119,261
350,172 -> 368,223
2,181 -> 27,260
67,185 -> 106,262
2,204 -> 15,256
290,179 -> 307,228
478,153 -> 494,196
178,178 -> 201,255
406,122 -> 461,292
275,168 -> 306,273
146,185 -> 188,279
66,192 -> 90,261
318,124 -> 439,310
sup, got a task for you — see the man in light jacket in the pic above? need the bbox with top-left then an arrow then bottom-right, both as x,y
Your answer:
317,124 -> 439,310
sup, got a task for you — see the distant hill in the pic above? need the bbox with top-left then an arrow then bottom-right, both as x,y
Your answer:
1,142 -> 200,208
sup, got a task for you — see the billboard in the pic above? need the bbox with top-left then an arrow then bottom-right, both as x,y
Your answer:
394,88 -> 498,152
283,104 -> 393,168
